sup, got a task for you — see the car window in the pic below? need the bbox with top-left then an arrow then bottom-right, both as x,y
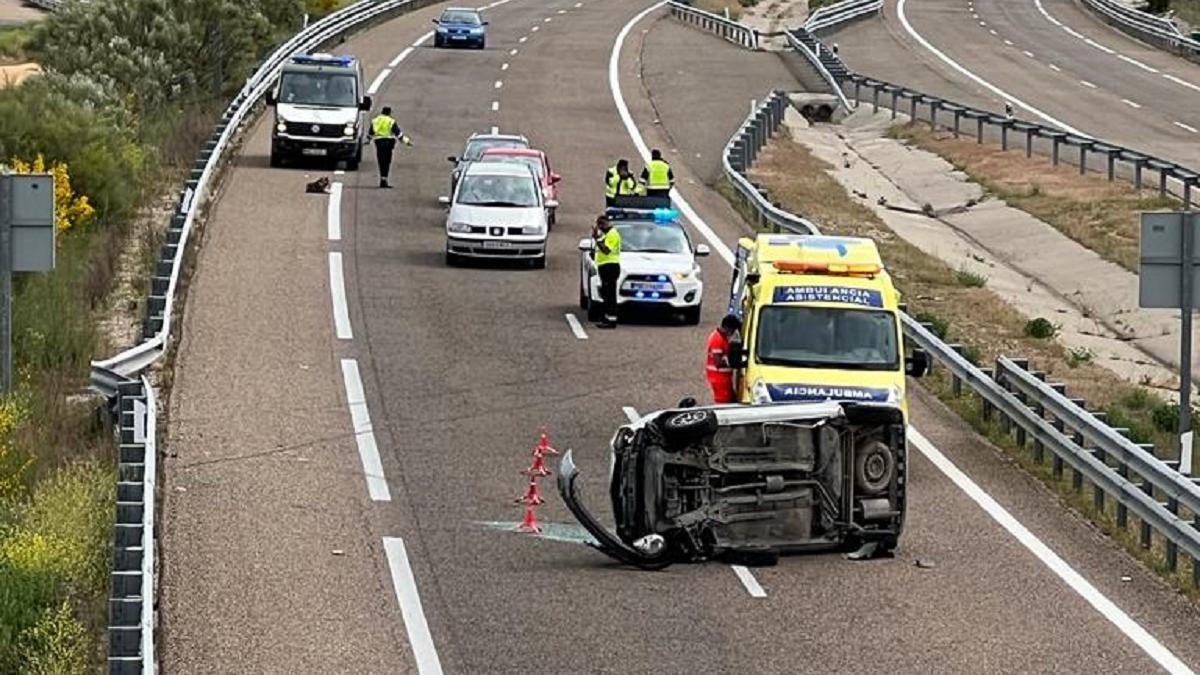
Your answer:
615,222 -> 690,254
464,139 -> 528,160
755,306 -> 899,370
483,154 -> 544,179
441,10 -> 482,24
278,72 -> 358,107
456,174 -> 539,207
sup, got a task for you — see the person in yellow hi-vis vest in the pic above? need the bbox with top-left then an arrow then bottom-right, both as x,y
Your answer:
604,159 -> 640,206
592,214 -> 622,328
368,106 -> 412,188
640,148 -> 674,199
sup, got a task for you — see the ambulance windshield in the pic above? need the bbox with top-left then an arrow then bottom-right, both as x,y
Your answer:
755,306 -> 899,370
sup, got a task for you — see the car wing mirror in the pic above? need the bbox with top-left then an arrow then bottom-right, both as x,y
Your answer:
695,244 -> 710,257
447,156 -> 458,163
265,89 -> 277,105
906,348 -> 930,377
432,18 -> 440,24
550,173 -> 562,184
578,238 -> 593,251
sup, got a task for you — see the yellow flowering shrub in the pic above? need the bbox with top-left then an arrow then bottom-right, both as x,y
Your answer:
7,155 -> 95,236
0,392 -> 30,505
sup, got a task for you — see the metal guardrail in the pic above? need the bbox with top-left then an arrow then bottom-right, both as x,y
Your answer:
1081,0 -> 1200,61
667,1 -> 758,50
25,0 -> 64,10
90,1 -> 440,671
714,25 -> 1200,587
786,28 -> 853,112
803,0 -> 882,34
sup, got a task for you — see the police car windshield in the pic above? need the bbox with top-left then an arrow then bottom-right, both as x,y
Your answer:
441,10 -> 481,24
464,139 -> 527,160
615,222 -> 690,254
756,306 -> 899,370
279,72 -> 358,107
457,174 -> 539,207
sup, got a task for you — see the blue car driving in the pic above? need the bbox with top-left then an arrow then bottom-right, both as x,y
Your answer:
433,8 -> 487,49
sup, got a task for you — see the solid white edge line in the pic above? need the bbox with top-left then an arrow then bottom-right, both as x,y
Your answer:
368,68 -> 392,95
340,359 -> 391,501
390,46 -> 415,67
327,181 -> 343,241
1174,121 -> 1199,133
564,313 -> 589,339
895,0 -> 1087,137
907,428 -> 1193,675
614,1 -> 1191,663
329,252 -> 353,340
731,565 -> 767,598
413,30 -> 434,47
383,537 -> 445,675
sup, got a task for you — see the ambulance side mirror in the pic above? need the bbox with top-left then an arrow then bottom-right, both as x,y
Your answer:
906,349 -> 930,378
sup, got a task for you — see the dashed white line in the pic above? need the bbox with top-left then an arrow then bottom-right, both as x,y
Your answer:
491,100 -> 500,111
1003,38 -> 1013,46
501,62 -> 510,70
519,35 -> 528,42
413,31 -> 434,47
382,537 -> 444,675
510,48 -> 519,55
1118,54 -> 1159,73
1121,98 -> 1142,109
329,252 -> 352,340
732,565 -> 767,598
1022,50 -> 1034,58
558,8 -> 566,13
544,16 -> 551,21
979,21 -> 985,26
531,25 -> 539,32
340,359 -> 391,501
1049,63 -> 1061,72
327,181 -> 343,241
367,68 -> 391,96
989,29 -> 997,35
908,428 -> 1193,675
389,46 -> 415,67
1163,73 -> 1200,93
1174,121 -> 1199,134
564,313 -> 589,339
494,80 -> 503,89
491,125 -> 499,134
574,1 -> 582,6
1080,80 -> 1097,88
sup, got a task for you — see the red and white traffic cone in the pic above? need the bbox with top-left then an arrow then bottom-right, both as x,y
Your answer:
515,503 -> 542,533
514,475 -> 544,506
534,429 -> 559,456
523,451 -> 550,477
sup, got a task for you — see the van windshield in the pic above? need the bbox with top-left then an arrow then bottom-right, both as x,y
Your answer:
278,72 -> 358,107
755,306 -> 899,370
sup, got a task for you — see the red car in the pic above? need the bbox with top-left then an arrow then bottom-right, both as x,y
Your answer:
480,147 -> 561,226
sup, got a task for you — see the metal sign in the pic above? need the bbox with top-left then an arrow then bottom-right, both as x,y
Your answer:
3,174 -> 55,272
1139,211 -> 1200,309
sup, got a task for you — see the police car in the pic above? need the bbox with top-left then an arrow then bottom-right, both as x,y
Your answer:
266,54 -> 371,169
577,200 -> 709,324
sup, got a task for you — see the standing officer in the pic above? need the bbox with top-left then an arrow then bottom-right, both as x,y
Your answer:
604,159 -> 639,206
369,105 -> 411,188
592,215 -> 621,328
705,314 -> 742,403
641,149 -> 674,199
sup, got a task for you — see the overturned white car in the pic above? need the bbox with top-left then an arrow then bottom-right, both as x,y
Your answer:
557,401 -> 907,569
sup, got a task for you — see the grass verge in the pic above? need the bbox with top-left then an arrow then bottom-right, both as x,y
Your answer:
747,135 -> 1200,591
0,25 -> 31,64
888,123 -> 1177,274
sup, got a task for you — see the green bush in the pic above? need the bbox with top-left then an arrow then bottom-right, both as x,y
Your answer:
1024,317 -> 1057,339
914,311 -> 950,340
16,600 -> 89,675
1152,402 -> 1199,434
955,266 -> 988,288
0,25 -> 32,62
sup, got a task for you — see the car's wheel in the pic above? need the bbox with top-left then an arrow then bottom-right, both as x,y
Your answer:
586,293 -> 603,322
445,250 -> 460,267
681,305 -> 701,325
529,255 -> 546,270
854,439 -> 896,495
477,38 -> 486,50
579,280 -> 589,310
434,35 -> 443,48
346,146 -> 362,171
658,409 -> 719,446
269,150 -> 283,168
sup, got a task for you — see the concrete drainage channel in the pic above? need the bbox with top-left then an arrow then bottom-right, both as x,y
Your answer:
670,0 -> 1200,588
89,1 -> 443,671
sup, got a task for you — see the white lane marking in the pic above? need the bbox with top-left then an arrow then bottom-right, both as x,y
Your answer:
1118,54 -> 1159,73
732,565 -> 767,598
390,46 -> 415,67
329,252 -> 353,340
615,3 -> 1195,660
501,62 -> 510,70
1049,63 -> 1061,72
327,181 -> 343,241
1063,26 -> 1084,38
989,29 -> 997,35
558,8 -> 567,13
574,1 -> 582,6
1121,98 -> 1142,109
1174,121 -> 1199,133
491,125 -> 499,134
491,100 -> 500,111
1084,38 -> 1115,54
510,48 -> 519,55
413,31 -> 434,47
1022,50 -> 1034,58
908,428 -> 1194,675
564,313 -> 589,339
1080,80 -> 1097,88
1003,39 -> 1013,46
519,35 -> 528,42
978,21 -> 985,27
544,16 -> 552,21
896,0 -> 1087,136
382,538 -> 444,675
494,80 -> 503,88
608,0 -> 735,264
531,25 -> 540,32
1163,73 -> 1200,93
340,359 -> 391,501
368,68 -> 392,95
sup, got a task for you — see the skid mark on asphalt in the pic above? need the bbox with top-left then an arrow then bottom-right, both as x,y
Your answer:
383,537 -> 444,675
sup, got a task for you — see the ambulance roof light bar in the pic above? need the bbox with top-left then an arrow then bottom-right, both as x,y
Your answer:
771,260 -> 880,276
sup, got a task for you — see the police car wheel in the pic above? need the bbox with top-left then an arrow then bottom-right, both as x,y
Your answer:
269,151 -> 283,168
681,306 -> 701,325
579,284 -> 588,310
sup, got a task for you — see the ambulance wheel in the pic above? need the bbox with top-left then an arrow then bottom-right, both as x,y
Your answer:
682,305 -> 701,325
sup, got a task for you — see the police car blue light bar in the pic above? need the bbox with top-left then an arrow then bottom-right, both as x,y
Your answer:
291,54 -> 354,66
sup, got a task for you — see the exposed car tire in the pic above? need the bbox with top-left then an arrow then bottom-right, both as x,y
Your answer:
434,36 -> 443,48
658,409 -> 719,446
855,440 -> 896,495
681,305 -> 701,325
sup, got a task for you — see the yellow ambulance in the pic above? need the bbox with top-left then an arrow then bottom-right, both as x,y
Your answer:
726,233 -> 928,420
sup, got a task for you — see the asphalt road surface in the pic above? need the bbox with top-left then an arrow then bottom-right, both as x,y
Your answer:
831,0 -> 1200,169
161,1 -> 1200,673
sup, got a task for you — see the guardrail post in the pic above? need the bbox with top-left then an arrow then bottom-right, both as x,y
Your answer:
854,79 -> 861,104
1032,398 -> 1046,462
1079,142 -> 1090,176
909,94 -> 918,122
976,117 -> 985,144
953,110 -> 961,138
1093,442 -> 1106,513
1071,429 -> 1085,492
1026,128 -> 1035,158
1160,169 -> 1169,197
929,101 -> 939,130
1167,497 -> 1179,572
1116,462 -> 1129,529
872,87 -> 879,113
1000,122 -> 1009,151
1052,136 -> 1061,166
891,90 -> 899,120
1106,149 -> 1117,181
1133,157 -> 1145,190
1052,416 -> 1066,478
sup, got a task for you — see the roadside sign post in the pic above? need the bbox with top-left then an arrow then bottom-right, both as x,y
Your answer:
1140,211 -> 1198,474
0,173 -> 56,393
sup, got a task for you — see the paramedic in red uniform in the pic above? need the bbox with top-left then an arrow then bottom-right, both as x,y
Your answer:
705,314 -> 742,403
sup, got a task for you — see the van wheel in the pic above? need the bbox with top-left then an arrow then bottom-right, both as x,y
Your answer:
347,147 -> 362,171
